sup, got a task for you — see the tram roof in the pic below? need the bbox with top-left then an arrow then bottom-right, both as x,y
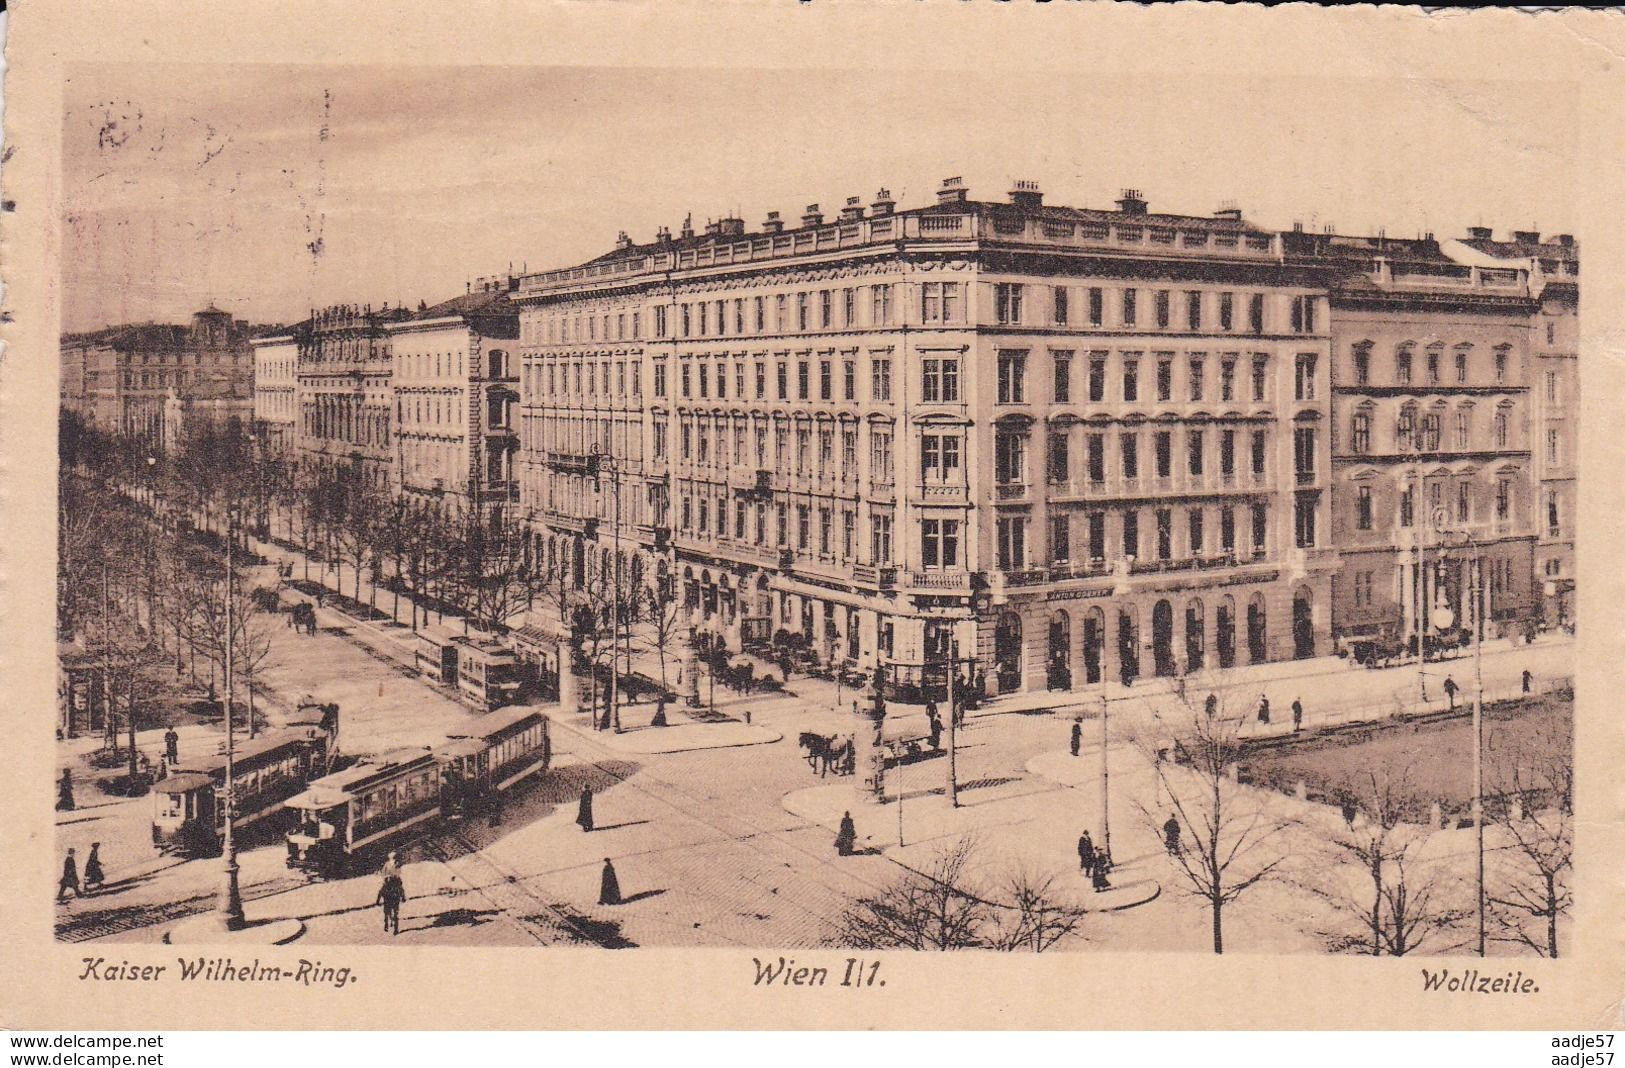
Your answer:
446,705 -> 545,741
284,748 -> 435,810
153,772 -> 215,794
174,727 -> 318,777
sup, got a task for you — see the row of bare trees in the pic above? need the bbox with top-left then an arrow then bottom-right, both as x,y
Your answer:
1131,688 -> 1572,957
64,411 -> 695,722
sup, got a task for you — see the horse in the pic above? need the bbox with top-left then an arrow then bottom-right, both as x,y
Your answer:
288,601 -> 317,636
798,732 -> 851,777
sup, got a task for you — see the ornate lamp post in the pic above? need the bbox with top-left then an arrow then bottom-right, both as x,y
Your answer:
587,446 -> 623,733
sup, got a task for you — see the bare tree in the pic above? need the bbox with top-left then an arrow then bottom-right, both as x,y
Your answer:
642,563 -> 683,694
986,865 -> 1089,952
1487,717 -> 1573,958
1300,767 -> 1470,956
1135,690 -> 1296,953
825,837 -> 992,951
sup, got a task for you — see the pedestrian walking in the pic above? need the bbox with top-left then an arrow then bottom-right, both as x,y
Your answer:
1291,698 -> 1304,733
56,768 -> 75,812
1204,693 -> 1218,719
1443,675 -> 1459,710
164,728 -> 180,765
1070,719 -> 1082,757
1340,798 -> 1358,829
1091,849 -> 1113,892
576,785 -> 594,833
835,811 -> 857,857
598,858 -> 622,906
927,708 -> 943,752
376,868 -> 405,936
1256,694 -> 1270,725
83,843 -> 106,893
1522,669 -> 1534,695
57,849 -> 82,902
1163,816 -> 1182,856
1077,830 -> 1096,877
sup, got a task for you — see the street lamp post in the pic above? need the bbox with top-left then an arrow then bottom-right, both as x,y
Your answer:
945,639 -> 959,808
219,507 -> 246,931
1435,518 -> 1486,957
589,447 -> 623,733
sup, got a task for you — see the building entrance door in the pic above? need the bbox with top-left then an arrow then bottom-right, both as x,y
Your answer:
994,613 -> 1023,694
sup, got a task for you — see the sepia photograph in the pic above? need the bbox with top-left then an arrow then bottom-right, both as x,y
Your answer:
6,0 -> 1623,1036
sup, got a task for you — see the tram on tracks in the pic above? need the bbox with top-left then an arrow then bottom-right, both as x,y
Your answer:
151,723 -> 332,857
283,708 -> 551,876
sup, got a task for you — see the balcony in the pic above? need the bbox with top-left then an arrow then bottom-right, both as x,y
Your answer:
1295,468 -> 1317,486
919,482 -> 965,501
1001,568 -> 1049,588
547,450 -> 598,476
545,510 -> 598,537
869,479 -> 896,499
995,482 -> 1029,502
904,569 -> 971,591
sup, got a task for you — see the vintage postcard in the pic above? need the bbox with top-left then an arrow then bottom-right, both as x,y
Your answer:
3,0 -> 1624,1031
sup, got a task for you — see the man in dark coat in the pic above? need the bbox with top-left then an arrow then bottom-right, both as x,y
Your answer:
598,858 -> 622,905
56,769 -> 75,812
376,869 -> 406,935
164,728 -> 180,765
1443,675 -> 1459,710
1256,694 -> 1270,724
1077,830 -> 1096,877
1522,669 -> 1534,694
1204,693 -> 1218,719
1291,699 -> 1304,733
1163,816 -> 1182,855
576,786 -> 594,832
57,849 -> 81,902
926,705 -> 943,752
835,811 -> 857,857
1070,720 -> 1082,757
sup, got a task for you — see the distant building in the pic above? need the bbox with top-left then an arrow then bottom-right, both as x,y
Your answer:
385,279 -> 522,520
1449,227 -> 1579,626
293,302 -> 414,490
251,332 -> 300,455
1283,228 -> 1543,647
60,306 -> 257,445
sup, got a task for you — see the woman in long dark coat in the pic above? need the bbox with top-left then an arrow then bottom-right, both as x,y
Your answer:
576,786 -> 594,832
83,843 -> 106,892
835,811 -> 857,856
598,858 -> 622,905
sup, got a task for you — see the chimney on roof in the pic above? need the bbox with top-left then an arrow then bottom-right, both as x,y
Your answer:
1214,200 -> 1242,221
1554,234 -> 1574,247
871,188 -> 895,217
704,218 -> 723,237
763,211 -> 784,234
655,225 -> 673,246
1116,188 -> 1147,216
839,196 -> 865,222
680,214 -> 695,239
1466,225 -> 1494,240
615,230 -> 634,251
718,216 -> 745,237
937,176 -> 968,205
1513,229 -> 1541,245
801,203 -> 824,227
1009,180 -> 1042,210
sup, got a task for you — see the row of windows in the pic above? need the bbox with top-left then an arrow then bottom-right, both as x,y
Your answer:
1013,426 -> 1278,485
531,283 -> 1323,345
1348,404 -> 1514,455
523,358 -> 643,401
1349,343 -> 1511,387
1350,477 -> 1518,531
